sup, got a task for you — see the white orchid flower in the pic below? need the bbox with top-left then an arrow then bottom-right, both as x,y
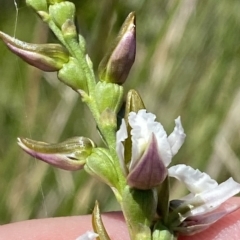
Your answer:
116,109 -> 186,189
168,164 -> 240,235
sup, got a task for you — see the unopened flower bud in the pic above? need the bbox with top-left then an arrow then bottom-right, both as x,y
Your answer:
95,82 -> 124,114
0,31 -> 69,72
18,137 -> 95,171
26,0 -> 48,12
98,12 -> 136,85
84,148 -> 119,188
49,1 -> 75,28
57,57 -> 88,92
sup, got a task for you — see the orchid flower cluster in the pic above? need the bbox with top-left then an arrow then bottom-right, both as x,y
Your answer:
1,1 -> 240,239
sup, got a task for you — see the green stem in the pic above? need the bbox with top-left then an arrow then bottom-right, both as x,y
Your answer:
82,93 -> 126,192
46,10 -> 126,202
46,18 -> 96,95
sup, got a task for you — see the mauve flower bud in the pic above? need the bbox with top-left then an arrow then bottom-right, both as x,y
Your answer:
17,137 -> 95,171
0,31 -> 69,72
98,12 -> 136,85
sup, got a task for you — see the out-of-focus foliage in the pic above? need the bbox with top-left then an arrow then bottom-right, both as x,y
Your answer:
1,0 -> 240,224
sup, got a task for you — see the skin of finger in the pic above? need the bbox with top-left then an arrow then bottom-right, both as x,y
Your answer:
0,212 -> 130,240
0,198 -> 240,240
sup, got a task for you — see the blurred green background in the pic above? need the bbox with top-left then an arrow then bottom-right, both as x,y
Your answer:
1,0 -> 240,224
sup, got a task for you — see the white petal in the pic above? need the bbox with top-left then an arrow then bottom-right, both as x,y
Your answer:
168,116 -> 186,155
168,164 -> 218,194
116,119 -> 128,174
182,178 -> 240,217
194,178 -> 240,215
75,231 -> 98,240
129,109 -> 172,166
116,119 -> 128,142
169,165 -> 240,217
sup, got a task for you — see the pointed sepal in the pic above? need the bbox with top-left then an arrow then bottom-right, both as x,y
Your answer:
124,89 -> 145,121
92,201 -> 110,240
127,134 -> 168,190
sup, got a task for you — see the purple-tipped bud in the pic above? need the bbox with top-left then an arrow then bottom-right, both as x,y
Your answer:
17,136 -> 95,171
0,31 -> 69,72
98,12 -> 136,85
127,134 -> 168,190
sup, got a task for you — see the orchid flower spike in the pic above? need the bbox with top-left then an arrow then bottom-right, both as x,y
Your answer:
168,164 -> 240,235
116,109 -> 186,190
